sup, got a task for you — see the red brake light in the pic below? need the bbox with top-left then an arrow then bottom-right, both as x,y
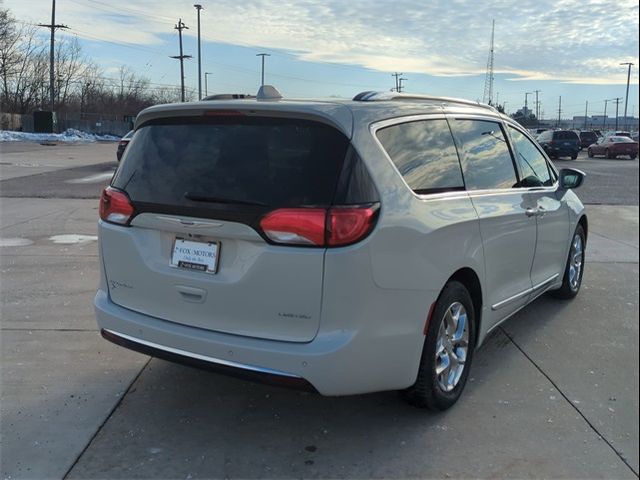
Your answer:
327,206 -> 378,246
260,208 -> 326,245
99,187 -> 135,225
259,205 -> 378,247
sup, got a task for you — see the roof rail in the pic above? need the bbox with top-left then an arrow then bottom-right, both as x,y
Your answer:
352,91 -> 498,113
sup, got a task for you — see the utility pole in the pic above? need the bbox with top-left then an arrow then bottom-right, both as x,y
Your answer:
391,72 -> 403,92
256,53 -> 270,87
204,72 -> 212,96
613,97 -> 622,130
194,5 -> 203,100
557,96 -> 562,127
398,77 -> 407,93
603,99 -> 609,130
620,62 -> 634,129
170,19 -> 192,102
38,0 -> 69,114
524,92 -> 532,117
534,89 -> 541,125
584,101 -> 588,130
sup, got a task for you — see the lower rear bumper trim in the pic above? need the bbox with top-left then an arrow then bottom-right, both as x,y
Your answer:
101,328 -> 316,392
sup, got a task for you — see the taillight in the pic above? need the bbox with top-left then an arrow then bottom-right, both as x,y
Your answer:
260,208 -> 326,245
259,204 -> 379,247
99,187 -> 135,225
327,206 -> 378,246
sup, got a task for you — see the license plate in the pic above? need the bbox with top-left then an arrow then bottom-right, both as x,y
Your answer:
171,238 -> 220,274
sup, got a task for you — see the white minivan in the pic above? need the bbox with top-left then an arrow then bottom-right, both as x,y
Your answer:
95,89 -> 587,410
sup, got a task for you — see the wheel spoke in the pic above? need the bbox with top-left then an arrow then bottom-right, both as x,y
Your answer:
436,352 -> 450,376
452,312 -> 467,342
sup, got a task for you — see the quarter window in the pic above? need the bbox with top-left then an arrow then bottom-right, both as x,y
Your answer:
376,119 -> 464,194
449,119 -> 518,190
508,126 -> 553,187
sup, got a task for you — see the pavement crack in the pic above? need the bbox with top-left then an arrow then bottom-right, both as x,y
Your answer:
62,356 -> 152,479
590,231 -> 639,250
500,327 -> 639,477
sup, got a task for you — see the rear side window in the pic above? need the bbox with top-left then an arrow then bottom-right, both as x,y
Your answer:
375,119 -> 464,194
112,116 -> 350,208
449,119 -> 518,190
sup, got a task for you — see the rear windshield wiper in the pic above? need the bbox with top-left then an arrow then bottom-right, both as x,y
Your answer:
184,192 -> 269,207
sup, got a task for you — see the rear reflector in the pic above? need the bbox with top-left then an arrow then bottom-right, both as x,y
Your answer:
259,204 -> 379,247
99,187 -> 135,225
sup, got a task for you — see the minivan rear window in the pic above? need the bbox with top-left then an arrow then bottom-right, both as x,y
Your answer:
112,116 -> 350,209
554,131 -> 579,140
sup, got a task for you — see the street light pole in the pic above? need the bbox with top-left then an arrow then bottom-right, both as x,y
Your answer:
194,4 -> 203,100
256,53 -> 270,87
620,62 -> 634,130
204,72 -> 212,97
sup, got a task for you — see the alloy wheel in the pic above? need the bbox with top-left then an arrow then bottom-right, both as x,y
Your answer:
435,302 -> 469,392
569,233 -> 584,291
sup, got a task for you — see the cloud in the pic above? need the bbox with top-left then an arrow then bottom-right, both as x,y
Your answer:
6,0 -> 639,84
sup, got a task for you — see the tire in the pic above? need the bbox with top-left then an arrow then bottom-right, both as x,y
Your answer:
606,149 -> 615,159
587,148 -> 594,158
571,154 -> 578,160
630,154 -> 637,160
404,281 -> 476,410
551,224 -> 586,300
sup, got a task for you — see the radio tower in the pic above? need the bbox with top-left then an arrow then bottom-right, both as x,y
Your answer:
482,20 -> 495,105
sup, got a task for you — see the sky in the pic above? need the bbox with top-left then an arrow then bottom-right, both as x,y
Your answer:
5,0 -> 640,119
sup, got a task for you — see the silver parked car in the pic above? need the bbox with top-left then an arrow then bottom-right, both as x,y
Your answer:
96,88 -> 587,410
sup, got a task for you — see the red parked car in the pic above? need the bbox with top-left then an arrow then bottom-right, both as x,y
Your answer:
587,136 -> 638,159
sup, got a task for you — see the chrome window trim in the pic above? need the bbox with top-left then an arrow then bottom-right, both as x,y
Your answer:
102,328 -> 302,379
370,113 -> 561,202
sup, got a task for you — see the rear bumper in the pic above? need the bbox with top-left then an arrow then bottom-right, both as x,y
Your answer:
94,289 -> 428,395
547,146 -> 579,156
101,328 -> 315,391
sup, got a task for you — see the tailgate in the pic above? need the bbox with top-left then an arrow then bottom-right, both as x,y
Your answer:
103,113 -> 353,342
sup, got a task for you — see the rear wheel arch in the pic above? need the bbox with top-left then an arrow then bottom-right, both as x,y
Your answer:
578,214 -> 588,244
446,268 -> 483,344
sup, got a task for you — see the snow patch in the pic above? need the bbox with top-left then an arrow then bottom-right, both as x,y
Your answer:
0,129 -> 120,143
0,238 -> 34,247
49,234 -> 98,245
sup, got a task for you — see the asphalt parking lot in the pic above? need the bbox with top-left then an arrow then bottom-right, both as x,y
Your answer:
1,143 -> 638,479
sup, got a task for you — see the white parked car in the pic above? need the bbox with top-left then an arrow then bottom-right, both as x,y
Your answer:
96,88 -> 587,410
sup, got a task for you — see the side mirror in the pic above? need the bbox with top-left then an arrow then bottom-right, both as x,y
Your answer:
559,168 -> 585,189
